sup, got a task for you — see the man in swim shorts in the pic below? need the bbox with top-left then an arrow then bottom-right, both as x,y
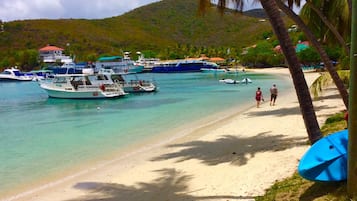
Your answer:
270,84 -> 278,106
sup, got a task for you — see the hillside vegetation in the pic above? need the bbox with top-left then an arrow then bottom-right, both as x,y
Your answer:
0,0 -> 275,67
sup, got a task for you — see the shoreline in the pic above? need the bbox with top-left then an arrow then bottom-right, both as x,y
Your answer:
2,68 -> 346,201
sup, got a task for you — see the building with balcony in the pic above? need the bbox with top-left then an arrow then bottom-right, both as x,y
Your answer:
39,45 -> 73,63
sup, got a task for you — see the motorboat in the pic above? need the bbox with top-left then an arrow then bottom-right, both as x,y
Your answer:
39,73 -> 127,99
0,67 -> 34,81
95,55 -> 144,74
98,68 -> 157,93
219,78 -> 240,84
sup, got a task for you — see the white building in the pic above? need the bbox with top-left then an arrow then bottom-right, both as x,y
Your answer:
39,45 -> 73,63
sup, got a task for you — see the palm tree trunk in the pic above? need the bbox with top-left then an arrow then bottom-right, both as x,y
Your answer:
275,0 -> 349,109
347,0 -> 357,196
260,0 -> 322,144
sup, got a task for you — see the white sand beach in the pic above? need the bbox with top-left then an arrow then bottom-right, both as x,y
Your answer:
3,68 -> 346,201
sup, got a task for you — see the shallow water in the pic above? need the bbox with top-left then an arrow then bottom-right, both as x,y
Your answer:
0,71 -> 291,196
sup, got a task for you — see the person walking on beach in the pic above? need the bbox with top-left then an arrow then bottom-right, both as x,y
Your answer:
270,84 -> 278,106
255,87 -> 263,108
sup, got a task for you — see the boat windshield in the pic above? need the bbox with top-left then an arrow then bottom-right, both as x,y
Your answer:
1,71 -> 12,75
53,77 -> 67,83
96,74 -> 108,81
71,76 -> 91,85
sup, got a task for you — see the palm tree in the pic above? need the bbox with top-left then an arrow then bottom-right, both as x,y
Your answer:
261,0 -> 322,144
300,0 -> 350,53
347,0 -> 357,196
275,0 -> 349,109
199,0 -> 322,144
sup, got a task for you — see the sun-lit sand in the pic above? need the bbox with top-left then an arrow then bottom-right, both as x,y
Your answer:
2,68 -> 346,201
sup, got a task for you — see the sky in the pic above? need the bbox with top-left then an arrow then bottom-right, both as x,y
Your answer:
0,0 -> 161,22
0,0 -> 304,22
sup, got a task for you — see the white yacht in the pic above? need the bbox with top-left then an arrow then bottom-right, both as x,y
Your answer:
39,73 -> 127,99
0,67 -> 34,81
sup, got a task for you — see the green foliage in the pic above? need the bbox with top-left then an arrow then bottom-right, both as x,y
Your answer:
310,70 -> 349,99
297,47 -> 321,64
325,46 -> 342,61
240,40 -> 283,67
262,31 -> 273,40
321,112 -> 347,135
339,56 -> 350,70
0,0 -> 274,70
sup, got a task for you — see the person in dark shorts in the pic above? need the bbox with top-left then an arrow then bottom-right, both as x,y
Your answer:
255,87 -> 263,108
270,84 -> 278,106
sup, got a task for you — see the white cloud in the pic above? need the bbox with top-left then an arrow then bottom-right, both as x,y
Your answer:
0,0 -> 160,22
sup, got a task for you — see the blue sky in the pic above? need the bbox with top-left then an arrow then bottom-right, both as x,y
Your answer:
0,0 -> 160,22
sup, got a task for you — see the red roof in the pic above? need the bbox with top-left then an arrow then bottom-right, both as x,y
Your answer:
209,57 -> 225,62
39,45 -> 64,51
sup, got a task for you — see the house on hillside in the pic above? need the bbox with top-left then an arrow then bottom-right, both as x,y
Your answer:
39,45 -> 73,63
208,57 -> 225,65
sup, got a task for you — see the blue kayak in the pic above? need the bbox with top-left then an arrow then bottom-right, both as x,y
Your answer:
298,129 -> 348,182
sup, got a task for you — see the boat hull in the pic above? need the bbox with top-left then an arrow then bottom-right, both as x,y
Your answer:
152,61 -> 218,73
0,77 -> 33,81
42,87 -> 123,99
201,68 -> 227,73
298,129 -> 348,181
123,84 -> 156,93
39,74 -> 126,99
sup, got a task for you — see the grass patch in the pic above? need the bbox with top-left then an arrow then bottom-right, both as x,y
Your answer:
321,112 -> 347,136
255,112 -> 350,201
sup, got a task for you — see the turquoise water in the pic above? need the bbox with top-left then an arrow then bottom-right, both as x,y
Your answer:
0,71 -> 291,196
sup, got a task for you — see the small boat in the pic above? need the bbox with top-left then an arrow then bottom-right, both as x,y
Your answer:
0,67 -> 34,81
298,129 -> 348,182
219,78 -> 240,84
135,53 -> 160,70
152,59 -> 218,73
95,55 -> 144,74
99,68 -> 157,93
241,78 -> 252,84
39,73 -> 127,99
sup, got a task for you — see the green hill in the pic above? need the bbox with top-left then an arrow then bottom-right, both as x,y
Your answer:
0,0 -> 274,65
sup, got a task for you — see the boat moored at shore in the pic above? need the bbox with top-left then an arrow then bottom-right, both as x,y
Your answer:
151,59 -> 218,73
99,68 -> 157,93
0,67 -> 34,81
39,73 -> 127,99
95,55 -> 144,74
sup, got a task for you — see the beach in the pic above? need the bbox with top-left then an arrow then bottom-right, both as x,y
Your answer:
3,68 -> 346,201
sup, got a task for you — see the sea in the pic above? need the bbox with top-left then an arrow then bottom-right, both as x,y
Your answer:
0,71 -> 291,199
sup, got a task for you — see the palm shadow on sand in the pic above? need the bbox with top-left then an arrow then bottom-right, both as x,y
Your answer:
151,132 -> 307,166
67,168 -> 252,201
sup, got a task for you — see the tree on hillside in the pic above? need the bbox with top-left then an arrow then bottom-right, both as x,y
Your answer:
199,0 -> 322,144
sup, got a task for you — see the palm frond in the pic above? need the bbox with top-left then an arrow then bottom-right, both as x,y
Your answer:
310,70 -> 350,99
